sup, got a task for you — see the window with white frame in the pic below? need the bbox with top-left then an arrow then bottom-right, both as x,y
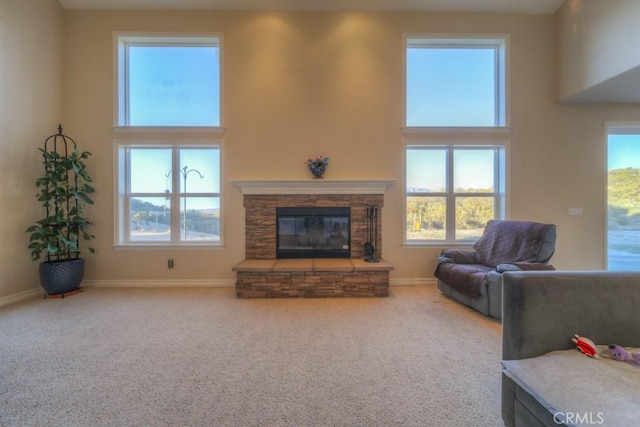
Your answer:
115,34 -> 221,127
405,36 -> 507,127
116,143 -> 221,246
405,145 -> 506,243
606,124 -> 640,270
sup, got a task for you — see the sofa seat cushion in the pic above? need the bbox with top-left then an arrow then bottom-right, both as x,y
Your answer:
502,348 -> 640,426
434,263 -> 494,297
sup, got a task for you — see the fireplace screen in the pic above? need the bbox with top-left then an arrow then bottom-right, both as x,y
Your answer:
276,207 -> 350,258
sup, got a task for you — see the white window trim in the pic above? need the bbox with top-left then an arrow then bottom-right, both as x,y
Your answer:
112,139 -> 224,249
402,139 -> 510,247
403,33 -> 510,130
112,31 -> 224,132
606,122 -> 640,135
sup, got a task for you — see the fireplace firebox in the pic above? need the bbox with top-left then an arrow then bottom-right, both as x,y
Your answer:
276,207 -> 350,258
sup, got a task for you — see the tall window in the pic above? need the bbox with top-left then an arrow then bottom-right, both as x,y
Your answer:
115,34 -> 221,127
607,124 -> 640,270
114,33 -> 223,247
406,145 -> 506,243
404,35 -> 508,243
405,36 -> 507,127
116,144 -> 221,246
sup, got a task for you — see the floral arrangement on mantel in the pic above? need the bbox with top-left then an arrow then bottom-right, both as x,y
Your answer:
305,155 -> 329,179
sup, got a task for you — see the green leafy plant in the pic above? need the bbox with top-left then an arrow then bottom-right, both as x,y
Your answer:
26,143 -> 95,262
305,155 -> 329,178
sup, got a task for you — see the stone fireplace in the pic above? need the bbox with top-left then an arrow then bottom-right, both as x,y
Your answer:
232,179 -> 394,298
243,193 -> 383,260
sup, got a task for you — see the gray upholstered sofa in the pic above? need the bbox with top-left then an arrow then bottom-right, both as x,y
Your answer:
435,220 -> 556,319
502,271 -> 640,427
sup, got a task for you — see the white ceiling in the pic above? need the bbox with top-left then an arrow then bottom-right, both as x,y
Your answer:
58,0 -> 565,15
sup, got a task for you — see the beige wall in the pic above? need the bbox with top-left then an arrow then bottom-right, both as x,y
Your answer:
557,0 -> 640,100
0,0 -> 63,300
56,10 -> 640,287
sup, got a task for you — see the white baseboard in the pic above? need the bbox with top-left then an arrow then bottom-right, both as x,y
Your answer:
0,287 -> 43,308
83,279 -> 236,288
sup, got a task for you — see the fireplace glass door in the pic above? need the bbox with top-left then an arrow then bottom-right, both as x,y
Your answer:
276,207 -> 350,258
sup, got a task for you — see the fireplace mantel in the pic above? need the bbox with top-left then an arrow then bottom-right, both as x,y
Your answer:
231,179 -> 395,195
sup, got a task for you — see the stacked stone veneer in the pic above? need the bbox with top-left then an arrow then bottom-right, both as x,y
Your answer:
234,259 -> 392,298
235,193 -> 391,298
236,270 -> 389,297
244,194 -> 383,260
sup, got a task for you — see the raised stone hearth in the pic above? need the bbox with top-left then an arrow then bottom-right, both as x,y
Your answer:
232,179 -> 395,298
233,259 -> 393,298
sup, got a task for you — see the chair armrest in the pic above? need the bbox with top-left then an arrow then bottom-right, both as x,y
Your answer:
496,262 -> 555,273
502,271 -> 640,361
438,248 -> 477,264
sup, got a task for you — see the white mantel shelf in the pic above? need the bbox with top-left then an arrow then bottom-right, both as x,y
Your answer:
231,179 -> 395,195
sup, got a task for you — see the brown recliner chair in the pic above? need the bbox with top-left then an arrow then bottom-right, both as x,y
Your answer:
434,220 -> 556,319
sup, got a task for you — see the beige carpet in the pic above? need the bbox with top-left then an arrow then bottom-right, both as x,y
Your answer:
0,285 -> 503,427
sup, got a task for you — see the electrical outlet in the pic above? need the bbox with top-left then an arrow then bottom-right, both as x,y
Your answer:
168,259 -> 174,269
568,207 -> 583,216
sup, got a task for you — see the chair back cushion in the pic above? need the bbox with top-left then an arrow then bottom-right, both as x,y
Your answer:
472,220 -> 556,268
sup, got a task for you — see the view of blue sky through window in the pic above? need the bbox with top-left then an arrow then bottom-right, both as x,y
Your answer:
128,46 -> 220,126
129,147 -> 220,210
406,47 -> 496,127
609,135 -> 640,169
406,148 -> 495,192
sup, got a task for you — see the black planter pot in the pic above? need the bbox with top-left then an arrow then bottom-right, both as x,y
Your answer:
39,258 -> 85,295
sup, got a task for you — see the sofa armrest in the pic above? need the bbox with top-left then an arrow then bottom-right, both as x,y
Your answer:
496,262 -> 555,273
438,248 -> 477,264
502,271 -> 640,361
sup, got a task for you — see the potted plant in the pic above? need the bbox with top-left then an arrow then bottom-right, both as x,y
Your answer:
305,155 -> 329,179
26,125 -> 95,296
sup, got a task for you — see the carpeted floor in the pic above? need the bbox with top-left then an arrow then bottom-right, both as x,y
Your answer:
0,285 -> 503,427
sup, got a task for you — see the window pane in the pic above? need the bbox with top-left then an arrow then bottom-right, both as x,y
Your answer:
179,148 -> 220,193
455,197 -> 494,240
130,197 -> 171,241
454,149 -> 495,193
404,144 -> 504,244
407,47 -> 496,126
407,148 -> 446,192
118,142 -> 222,246
130,149 -> 173,193
128,45 -> 220,126
607,133 -> 640,270
180,197 -> 220,241
406,196 -> 446,240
